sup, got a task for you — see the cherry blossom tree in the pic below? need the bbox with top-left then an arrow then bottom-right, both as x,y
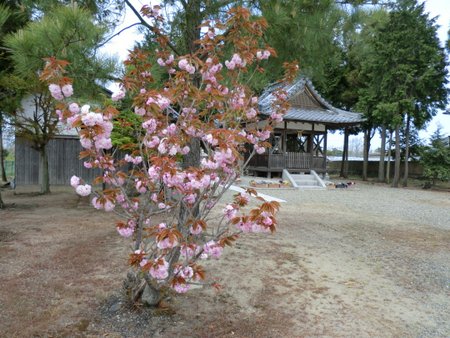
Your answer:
41,5 -> 297,306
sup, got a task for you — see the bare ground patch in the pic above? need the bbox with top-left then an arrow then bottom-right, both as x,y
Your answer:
0,184 -> 449,337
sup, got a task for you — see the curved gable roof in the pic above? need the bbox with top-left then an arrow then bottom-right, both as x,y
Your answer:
258,77 -> 364,127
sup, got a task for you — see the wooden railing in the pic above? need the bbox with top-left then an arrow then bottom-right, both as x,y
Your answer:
247,152 -> 326,171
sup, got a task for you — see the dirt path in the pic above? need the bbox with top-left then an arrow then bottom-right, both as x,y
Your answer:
0,184 -> 449,337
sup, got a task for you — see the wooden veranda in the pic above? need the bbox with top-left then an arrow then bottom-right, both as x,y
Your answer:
247,78 -> 364,178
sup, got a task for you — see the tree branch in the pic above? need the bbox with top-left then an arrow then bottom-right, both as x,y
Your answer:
124,0 -> 182,56
97,22 -> 142,48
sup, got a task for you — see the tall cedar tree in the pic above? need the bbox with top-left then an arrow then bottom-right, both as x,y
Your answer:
367,0 -> 447,187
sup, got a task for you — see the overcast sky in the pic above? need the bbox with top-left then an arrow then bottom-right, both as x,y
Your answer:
102,0 -> 450,149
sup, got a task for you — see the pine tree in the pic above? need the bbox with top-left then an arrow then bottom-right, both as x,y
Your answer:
5,5 -> 116,193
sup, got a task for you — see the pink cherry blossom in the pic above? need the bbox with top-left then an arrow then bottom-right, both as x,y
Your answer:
203,241 -> 223,259
157,236 -> 179,249
223,204 -> 237,220
135,106 -> 146,116
256,50 -> 271,60
80,104 -> 90,114
172,282 -> 190,293
178,59 -> 189,70
180,244 -> 197,259
61,84 -> 73,97
157,58 -> 165,66
185,64 -> 195,74
255,145 -> 266,154
111,89 -> 126,101
149,258 -> 169,280
225,60 -> 235,70
75,184 -> 91,196
49,84 -> 63,100
246,108 -> 257,119
69,102 -> 80,114
189,223 -> 202,235
117,226 -> 134,238
70,175 -> 80,188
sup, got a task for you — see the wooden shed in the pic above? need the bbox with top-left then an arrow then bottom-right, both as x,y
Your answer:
247,78 -> 364,177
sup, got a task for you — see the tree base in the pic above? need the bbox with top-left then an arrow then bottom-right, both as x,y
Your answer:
123,271 -> 161,307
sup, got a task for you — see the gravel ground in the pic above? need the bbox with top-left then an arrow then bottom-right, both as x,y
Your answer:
243,179 -> 450,229
235,179 -> 450,336
1,182 -> 449,337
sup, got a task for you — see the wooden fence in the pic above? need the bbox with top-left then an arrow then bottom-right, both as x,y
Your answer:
15,136 -> 102,185
327,160 -> 425,178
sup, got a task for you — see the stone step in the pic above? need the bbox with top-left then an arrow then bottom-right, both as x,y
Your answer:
295,180 -> 321,186
282,169 -> 326,190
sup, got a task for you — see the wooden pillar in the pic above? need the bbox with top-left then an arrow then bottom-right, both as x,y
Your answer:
323,128 -> 328,173
308,126 -> 314,172
340,127 -> 349,178
282,121 -> 287,169
282,121 -> 287,153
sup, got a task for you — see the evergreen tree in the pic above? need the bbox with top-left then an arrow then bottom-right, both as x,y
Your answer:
420,127 -> 450,186
5,5 -> 116,193
0,1 -> 31,183
364,0 -> 447,187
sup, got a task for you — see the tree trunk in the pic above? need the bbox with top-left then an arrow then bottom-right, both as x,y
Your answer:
0,191 -> 4,209
123,271 -> 161,306
0,122 -> 7,182
378,125 -> 386,182
386,130 -> 392,184
340,128 -> 349,178
39,147 -> 50,194
141,282 -> 161,306
183,0 -> 202,55
392,125 -> 401,188
362,128 -> 370,181
402,114 -> 411,187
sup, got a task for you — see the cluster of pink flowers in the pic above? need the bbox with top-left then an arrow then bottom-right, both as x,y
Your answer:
180,244 -> 197,259
49,83 -> 73,100
202,58 -> 223,85
178,58 -> 195,74
202,241 -> 223,259
157,235 -> 179,250
124,154 -> 143,165
175,265 -> 194,279
172,281 -> 190,293
157,54 -> 174,67
225,53 -> 246,70
270,112 -> 284,123
81,112 -> 103,126
146,94 -> 170,110
223,204 -> 238,220
148,258 -> 169,280
92,196 -> 115,212
117,219 -> 136,238
75,184 -> 92,197
70,175 -> 92,197
235,219 -> 271,233
256,50 -> 271,60
111,89 -> 126,101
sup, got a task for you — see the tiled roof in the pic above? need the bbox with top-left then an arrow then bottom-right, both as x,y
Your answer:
284,107 -> 364,124
259,77 -> 364,126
